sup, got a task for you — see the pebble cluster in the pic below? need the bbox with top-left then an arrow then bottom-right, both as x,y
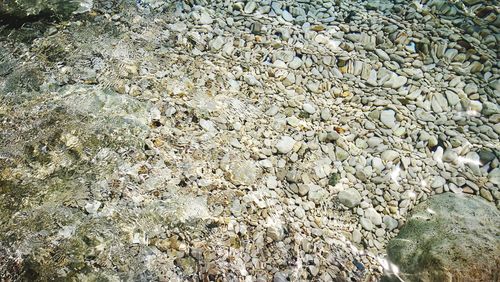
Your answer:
0,0 -> 498,280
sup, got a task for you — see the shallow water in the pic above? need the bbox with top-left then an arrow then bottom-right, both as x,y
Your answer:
0,0 -> 499,281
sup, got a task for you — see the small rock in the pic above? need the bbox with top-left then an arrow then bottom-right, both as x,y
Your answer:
464,83 -> 478,95
276,136 -> 296,154
289,57 -> 303,69
85,201 -> 101,214
383,215 -> 399,231
431,176 -> 446,188
307,184 -> 328,203
199,11 -> 213,24
380,110 -> 397,128
244,1 -> 257,14
321,108 -> 332,121
381,150 -> 399,162
364,208 -> 382,226
303,103 -> 316,114
360,217 -> 373,231
338,188 -> 362,208
442,149 -> 458,163
281,10 -> 294,22
352,229 -> 362,243
489,168 -> 500,185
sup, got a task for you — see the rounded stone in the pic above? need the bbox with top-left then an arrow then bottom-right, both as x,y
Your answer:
338,188 -> 362,208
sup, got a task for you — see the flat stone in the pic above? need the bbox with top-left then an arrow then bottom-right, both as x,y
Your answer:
281,10 -> 294,22
489,168 -> 500,185
375,49 -> 390,61
385,74 -> 407,89
372,157 -> 385,172
445,91 -> 460,106
352,229 -> 362,243
442,149 -> 458,163
244,1 -> 257,13
464,83 -> 478,95
381,150 -> 399,162
336,147 -> 350,161
380,110 -> 396,128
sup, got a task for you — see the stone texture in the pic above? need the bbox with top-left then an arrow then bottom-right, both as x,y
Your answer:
0,0 -> 92,18
384,193 -> 500,282
338,188 -> 362,208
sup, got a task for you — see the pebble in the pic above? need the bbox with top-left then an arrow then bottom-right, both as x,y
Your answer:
338,188 -> 362,208
442,149 -> 458,163
383,215 -> 399,231
364,208 -> 382,226
281,10 -> 294,22
381,150 -> 399,162
360,217 -> 373,231
199,11 -> 213,25
352,229 -> 362,243
372,157 -> 385,172
380,110 -> 397,128
276,136 -> 296,154
431,176 -> 446,188
464,83 -> 478,95
303,103 -> 316,114
244,1 -> 257,14
308,184 -> 328,203
289,57 -> 303,69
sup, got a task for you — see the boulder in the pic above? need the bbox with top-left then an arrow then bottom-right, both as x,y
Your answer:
384,193 -> 500,282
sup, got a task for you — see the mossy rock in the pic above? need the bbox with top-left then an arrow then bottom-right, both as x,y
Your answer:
0,0 -> 92,19
384,192 -> 500,282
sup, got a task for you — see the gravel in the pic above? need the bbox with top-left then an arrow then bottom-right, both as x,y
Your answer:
1,0 -> 498,280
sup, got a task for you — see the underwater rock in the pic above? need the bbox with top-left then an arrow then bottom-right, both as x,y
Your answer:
384,193 -> 500,282
0,0 -> 92,19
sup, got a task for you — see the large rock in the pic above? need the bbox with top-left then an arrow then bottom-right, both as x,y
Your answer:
384,193 -> 500,282
0,0 -> 92,19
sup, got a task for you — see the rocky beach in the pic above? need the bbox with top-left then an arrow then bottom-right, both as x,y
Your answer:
0,0 -> 499,281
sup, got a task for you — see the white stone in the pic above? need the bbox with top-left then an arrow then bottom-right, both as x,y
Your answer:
210,37 -> 224,51
380,110 -> 396,128
289,57 -> 303,69
372,157 -> 385,172
381,150 -> 399,162
200,119 -> 216,132
303,103 -> 316,114
244,1 -> 257,13
364,208 -> 382,226
199,11 -> 213,24
276,136 -> 296,154
281,10 -> 294,22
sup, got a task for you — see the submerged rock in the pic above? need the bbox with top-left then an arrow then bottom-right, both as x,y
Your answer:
0,0 -> 92,19
384,193 -> 500,282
